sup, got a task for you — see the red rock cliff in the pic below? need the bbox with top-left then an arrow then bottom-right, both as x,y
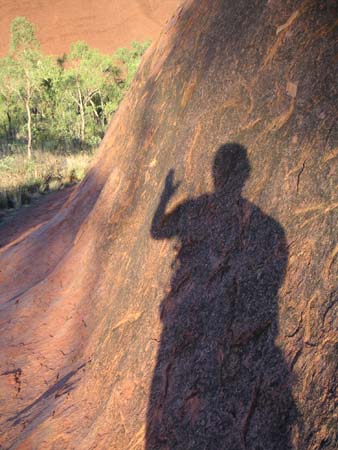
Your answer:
0,1 -> 337,449
0,0 -> 180,56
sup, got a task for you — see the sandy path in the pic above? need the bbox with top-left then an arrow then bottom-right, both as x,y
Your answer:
0,187 -> 75,249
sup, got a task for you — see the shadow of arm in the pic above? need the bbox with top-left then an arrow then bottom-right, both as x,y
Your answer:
151,169 -> 181,240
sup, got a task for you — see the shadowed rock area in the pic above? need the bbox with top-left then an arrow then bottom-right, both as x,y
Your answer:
147,144 -> 294,449
0,1 -> 337,449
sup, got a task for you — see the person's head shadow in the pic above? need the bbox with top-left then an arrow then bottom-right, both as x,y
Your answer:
212,143 -> 250,195
147,143 -> 297,450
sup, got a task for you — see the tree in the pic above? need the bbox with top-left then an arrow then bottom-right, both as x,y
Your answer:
0,18 -> 150,153
113,39 -> 151,88
31,55 -> 65,147
9,17 -> 42,158
64,41 -> 121,144
0,56 -> 22,142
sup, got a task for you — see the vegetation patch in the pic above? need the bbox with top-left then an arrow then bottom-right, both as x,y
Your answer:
0,17 -> 150,211
0,149 -> 92,210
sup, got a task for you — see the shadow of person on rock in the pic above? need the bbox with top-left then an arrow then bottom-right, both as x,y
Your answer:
147,143 -> 296,450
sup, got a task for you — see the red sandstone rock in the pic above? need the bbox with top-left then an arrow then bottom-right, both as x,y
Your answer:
0,1 -> 337,449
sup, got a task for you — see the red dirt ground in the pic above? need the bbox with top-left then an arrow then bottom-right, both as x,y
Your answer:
0,187 -> 75,249
0,0 -> 181,56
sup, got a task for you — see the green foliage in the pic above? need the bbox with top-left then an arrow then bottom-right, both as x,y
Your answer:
0,56 -> 23,140
10,17 -> 39,53
0,17 -> 151,157
113,39 -> 151,88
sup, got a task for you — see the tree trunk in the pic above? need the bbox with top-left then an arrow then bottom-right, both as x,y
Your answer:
77,83 -> 85,143
99,89 -> 106,131
5,96 -> 13,142
25,82 -> 32,159
25,101 -> 32,159
0,1 -> 337,449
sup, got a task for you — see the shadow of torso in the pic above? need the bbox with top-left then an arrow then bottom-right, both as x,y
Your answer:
147,189 -> 296,450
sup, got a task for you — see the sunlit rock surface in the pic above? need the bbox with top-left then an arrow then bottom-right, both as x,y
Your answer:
0,1 -> 337,449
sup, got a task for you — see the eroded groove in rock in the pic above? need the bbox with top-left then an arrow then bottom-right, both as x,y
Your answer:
0,1 -> 337,449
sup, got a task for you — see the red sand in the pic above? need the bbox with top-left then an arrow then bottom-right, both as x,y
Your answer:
0,0 -> 181,56
0,188 -> 75,249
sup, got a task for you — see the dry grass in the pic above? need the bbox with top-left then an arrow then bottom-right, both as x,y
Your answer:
0,149 -> 93,209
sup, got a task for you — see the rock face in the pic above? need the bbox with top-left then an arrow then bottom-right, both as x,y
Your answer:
0,0 -> 337,449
